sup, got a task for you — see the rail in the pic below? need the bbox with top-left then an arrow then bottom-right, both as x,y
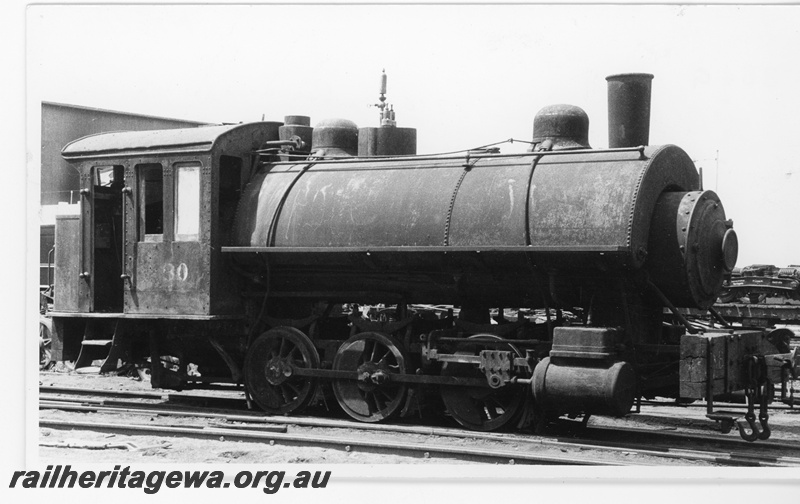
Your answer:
40,386 -> 800,466
39,418 -> 613,466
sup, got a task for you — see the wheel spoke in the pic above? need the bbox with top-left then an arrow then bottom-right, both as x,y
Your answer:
285,381 -> 302,396
358,344 -> 366,365
377,349 -> 392,365
279,384 -> 292,404
259,383 -> 284,410
376,387 -> 395,403
369,340 -> 378,363
487,394 -> 505,408
369,391 -> 383,413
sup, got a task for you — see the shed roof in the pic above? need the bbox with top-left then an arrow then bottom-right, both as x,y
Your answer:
61,123 -> 263,159
43,101 -> 209,127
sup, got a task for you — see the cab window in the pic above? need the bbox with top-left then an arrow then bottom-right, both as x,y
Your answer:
174,162 -> 201,241
95,165 -> 122,187
137,163 -> 163,241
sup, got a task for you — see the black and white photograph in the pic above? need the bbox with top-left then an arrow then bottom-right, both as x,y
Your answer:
4,1 -> 800,502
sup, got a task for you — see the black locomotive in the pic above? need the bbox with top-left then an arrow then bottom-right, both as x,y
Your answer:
46,73 -> 798,441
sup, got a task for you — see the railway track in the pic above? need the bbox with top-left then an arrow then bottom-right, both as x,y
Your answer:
39,417 -> 615,466
41,382 -> 800,408
39,386 -> 800,466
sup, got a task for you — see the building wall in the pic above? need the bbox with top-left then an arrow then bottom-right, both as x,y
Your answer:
41,102 -> 209,205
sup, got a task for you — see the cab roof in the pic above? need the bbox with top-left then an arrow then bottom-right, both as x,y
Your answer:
61,122 -> 269,160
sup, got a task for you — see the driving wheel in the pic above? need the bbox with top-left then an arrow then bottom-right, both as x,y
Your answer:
332,332 -> 407,423
244,326 -> 320,414
440,334 -> 528,432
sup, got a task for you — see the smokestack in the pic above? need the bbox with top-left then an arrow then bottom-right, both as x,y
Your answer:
606,73 -> 653,148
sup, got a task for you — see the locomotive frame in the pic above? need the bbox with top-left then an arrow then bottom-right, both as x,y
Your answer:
45,73 -> 800,442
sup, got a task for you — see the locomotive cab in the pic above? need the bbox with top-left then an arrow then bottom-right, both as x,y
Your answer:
49,123 -> 281,372
57,122 -> 279,316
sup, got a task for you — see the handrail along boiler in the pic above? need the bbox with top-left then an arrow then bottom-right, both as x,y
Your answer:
47,73 -> 799,441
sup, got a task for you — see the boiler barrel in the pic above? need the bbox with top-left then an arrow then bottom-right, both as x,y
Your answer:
232,145 -> 703,303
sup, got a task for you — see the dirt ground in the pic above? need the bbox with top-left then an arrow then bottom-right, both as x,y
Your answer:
38,371 -> 490,465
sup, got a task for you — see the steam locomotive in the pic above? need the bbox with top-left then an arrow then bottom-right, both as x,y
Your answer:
46,73 -> 799,441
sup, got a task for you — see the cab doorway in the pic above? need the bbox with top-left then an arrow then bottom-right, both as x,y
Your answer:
92,165 -> 124,312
